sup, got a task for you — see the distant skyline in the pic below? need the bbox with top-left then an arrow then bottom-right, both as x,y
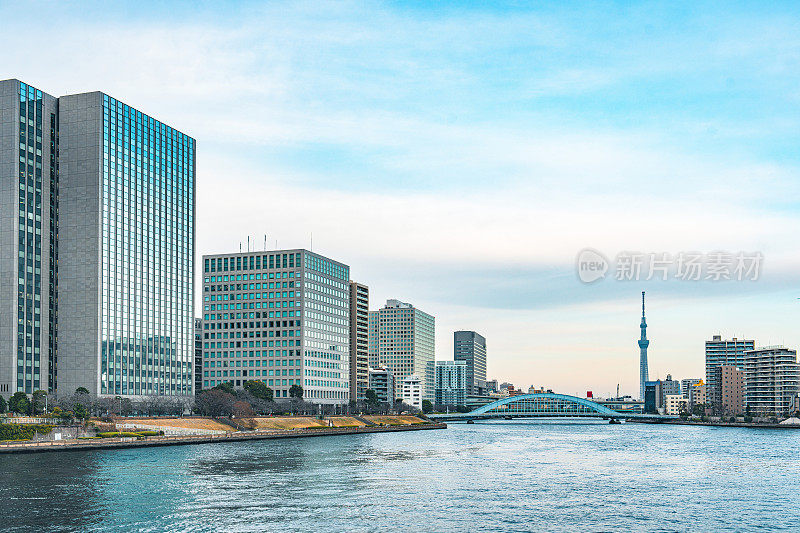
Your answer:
3,1 -> 798,396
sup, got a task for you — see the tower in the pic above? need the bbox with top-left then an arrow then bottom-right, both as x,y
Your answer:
638,291 -> 650,400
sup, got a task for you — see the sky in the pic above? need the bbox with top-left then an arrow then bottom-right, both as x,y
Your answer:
2,0 -> 799,397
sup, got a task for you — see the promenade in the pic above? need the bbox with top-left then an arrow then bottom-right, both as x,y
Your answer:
0,421 -> 447,454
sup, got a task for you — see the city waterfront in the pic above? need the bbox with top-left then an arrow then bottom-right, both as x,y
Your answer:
2,420 -> 799,532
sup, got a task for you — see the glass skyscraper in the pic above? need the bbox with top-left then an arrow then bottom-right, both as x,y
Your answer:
0,78 -> 195,399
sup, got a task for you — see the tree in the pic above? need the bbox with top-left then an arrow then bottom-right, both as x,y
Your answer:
8,392 -> 30,415
421,399 -> 433,414
194,389 -> 235,418
365,389 -> 379,408
75,387 -> 90,395
243,380 -> 274,402
232,400 -> 256,419
31,390 -> 48,415
0,395 -> 6,414
213,382 -> 235,395
289,384 -> 303,399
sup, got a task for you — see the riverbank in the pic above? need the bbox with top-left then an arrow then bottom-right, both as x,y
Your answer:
663,419 -> 800,429
0,422 -> 447,454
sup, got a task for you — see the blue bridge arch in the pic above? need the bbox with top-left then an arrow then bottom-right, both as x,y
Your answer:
428,392 -> 673,421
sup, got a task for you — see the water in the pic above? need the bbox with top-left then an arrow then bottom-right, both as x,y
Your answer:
1,420 -> 799,532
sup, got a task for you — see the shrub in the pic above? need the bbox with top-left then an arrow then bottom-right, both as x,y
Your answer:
744,415 -> 753,423
0,423 -> 53,441
97,431 -> 143,438
136,431 -> 161,436
729,417 -> 736,423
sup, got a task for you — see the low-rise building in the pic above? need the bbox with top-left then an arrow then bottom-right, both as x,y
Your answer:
368,367 -> 395,405
688,381 -> 707,410
681,378 -> 702,399
400,374 -> 423,410
665,394 -> 687,415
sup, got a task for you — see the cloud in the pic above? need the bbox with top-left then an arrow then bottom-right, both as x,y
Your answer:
3,0 -> 799,395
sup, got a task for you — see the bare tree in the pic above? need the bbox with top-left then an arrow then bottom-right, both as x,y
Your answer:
194,389 -> 235,418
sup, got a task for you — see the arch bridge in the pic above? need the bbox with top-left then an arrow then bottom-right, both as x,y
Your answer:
428,393 -> 675,422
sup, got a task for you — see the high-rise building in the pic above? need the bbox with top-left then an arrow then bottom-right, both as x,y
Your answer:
705,335 -> 755,402
435,360 -> 467,407
638,292 -> 649,401
744,346 -> 799,416
200,250 -> 350,404
400,374 -> 422,410
367,310 -> 379,369
0,80 -> 58,396
454,330 -> 486,395
681,378 -> 701,399
194,319 -> 203,394
369,299 -> 435,401
713,365 -> 744,416
368,366 -> 394,405
0,79 -> 196,399
348,281 -> 369,402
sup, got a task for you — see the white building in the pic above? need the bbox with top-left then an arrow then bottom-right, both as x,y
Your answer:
665,394 -> 687,415
400,374 -> 423,410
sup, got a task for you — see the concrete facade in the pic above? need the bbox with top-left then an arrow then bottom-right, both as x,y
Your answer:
705,336 -> 754,403
349,281 -> 369,402
0,80 -> 57,395
368,366 -> 394,404
713,365 -> 744,416
744,346 -> 800,416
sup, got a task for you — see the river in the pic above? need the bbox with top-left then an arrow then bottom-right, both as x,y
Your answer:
1,420 -> 799,532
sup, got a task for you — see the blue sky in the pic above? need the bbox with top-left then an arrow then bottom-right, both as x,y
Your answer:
3,0 -> 799,396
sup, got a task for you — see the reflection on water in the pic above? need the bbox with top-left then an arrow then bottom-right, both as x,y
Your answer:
2,421 -> 800,532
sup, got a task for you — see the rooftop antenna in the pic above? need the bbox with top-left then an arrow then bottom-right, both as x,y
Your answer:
247,236 -> 250,252
239,241 -> 242,253
264,235 -> 267,251
311,232 -> 313,251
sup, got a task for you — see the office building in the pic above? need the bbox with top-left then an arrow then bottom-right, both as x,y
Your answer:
435,360 -> 467,407
744,346 -> 800,416
348,281 -> 369,402
712,365 -> 744,416
681,378 -> 701,399
200,250 -> 350,404
369,299 -> 435,401
0,79 -> 195,399
400,374 -> 422,410
194,319 -> 203,393
454,330 -> 486,396
368,366 -> 394,405
705,336 -> 755,402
